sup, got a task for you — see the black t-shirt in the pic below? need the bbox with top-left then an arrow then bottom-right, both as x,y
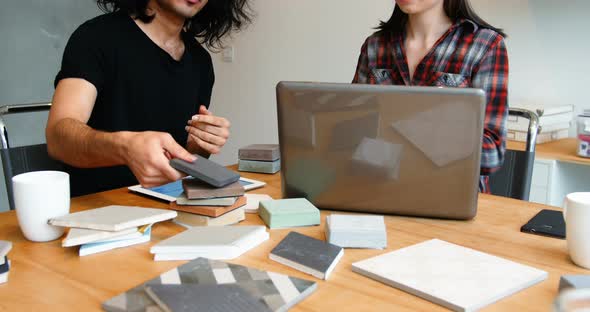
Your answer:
55,11 -> 214,196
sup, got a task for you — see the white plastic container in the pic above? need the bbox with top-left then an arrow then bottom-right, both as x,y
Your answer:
577,109 -> 590,158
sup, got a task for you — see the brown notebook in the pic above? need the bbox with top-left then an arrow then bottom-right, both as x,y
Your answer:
182,179 -> 245,200
169,196 -> 247,217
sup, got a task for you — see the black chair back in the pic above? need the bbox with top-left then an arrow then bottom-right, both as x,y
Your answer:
489,108 -> 539,201
0,103 -> 65,210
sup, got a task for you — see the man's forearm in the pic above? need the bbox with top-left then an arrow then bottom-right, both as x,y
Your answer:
46,118 -> 131,168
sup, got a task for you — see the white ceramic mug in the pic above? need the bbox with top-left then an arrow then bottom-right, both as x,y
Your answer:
12,171 -> 70,242
563,192 -> 590,269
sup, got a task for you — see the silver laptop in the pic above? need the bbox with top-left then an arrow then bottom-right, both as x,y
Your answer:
276,82 -> 486,220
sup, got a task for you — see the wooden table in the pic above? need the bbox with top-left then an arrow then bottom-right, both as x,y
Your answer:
508,138 -> 590,165
507,138 -> 590,206
0,167 -> 587,311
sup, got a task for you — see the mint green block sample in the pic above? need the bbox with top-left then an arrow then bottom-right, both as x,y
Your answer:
258,198 -> 320,229
238,159 -> 281,174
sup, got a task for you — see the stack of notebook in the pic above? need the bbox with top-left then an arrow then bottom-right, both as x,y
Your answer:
325,214 -> 387,249
150,225 -> 269,261
238,144 -> 281,174
103,257 -> 318,312
508,104 -> 574,143
49,206 -> 176,256
0,241 -> 12,284
169,178 -> 246,227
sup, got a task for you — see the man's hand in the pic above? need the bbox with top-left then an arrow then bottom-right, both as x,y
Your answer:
186,105 -> 230,155
123,131 -> 196,187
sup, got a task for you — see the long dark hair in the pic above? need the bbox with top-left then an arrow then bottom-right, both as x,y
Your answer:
96,0 -> 253,48
377,0 -> 506,38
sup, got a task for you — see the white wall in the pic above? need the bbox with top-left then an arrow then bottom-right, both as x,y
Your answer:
210,0 -> 590,165
0,111 -> 49,212
209,0 -> 394,165
471,0 -> 590,116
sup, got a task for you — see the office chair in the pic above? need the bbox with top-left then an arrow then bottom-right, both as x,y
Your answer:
0,103 -> 65,210
489,108 -> 539,201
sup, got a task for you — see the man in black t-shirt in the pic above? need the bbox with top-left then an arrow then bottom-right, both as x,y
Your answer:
46,0 -> 251,194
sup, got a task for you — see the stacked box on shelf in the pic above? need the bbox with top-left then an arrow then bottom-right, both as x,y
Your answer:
508,104 -> 574,144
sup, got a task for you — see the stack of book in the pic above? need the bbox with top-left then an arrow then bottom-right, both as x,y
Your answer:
238,144 -> 281,174
49,206 -> 176,256
168,178 -> 247,227
507,104 -> 574,144
0,241 -> 12,284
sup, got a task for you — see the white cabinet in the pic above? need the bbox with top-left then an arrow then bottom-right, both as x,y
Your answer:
529,157 -> 590,207
529,159 -> 556,205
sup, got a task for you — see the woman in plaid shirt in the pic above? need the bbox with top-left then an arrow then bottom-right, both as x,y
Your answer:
353,0 -> 508,193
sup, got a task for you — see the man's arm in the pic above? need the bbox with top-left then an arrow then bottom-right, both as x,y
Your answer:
46,78 -> 127,167
186,138 -> 211,158
47,78 -> 195,187
185,105 -> 230,156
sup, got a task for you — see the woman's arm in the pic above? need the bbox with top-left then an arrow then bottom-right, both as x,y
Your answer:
472,35 -> 509,175
352,39 -> 370,84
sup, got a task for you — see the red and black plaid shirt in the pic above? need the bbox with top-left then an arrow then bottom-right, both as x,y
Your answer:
352,19 -> 508,193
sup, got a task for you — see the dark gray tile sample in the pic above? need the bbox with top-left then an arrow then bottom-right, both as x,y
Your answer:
102,257 -> 317,312
271,232 -> 343,274
145,284 -> 271,312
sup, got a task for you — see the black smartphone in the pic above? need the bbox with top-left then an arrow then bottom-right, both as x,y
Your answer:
521,209 -> 565,239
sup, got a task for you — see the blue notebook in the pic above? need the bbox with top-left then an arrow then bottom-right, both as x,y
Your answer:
128,177 -> 266,202
79,227 -> 151,256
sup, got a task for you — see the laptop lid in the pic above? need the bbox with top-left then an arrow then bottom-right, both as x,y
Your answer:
276,82 -> 486,220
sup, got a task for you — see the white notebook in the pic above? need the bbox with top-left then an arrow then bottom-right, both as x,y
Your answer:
352,239 -> 547,312
151,226 -> 269,261
49,206 -> 177,231
62,227 -> 139,247
79,228 -> 151,257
